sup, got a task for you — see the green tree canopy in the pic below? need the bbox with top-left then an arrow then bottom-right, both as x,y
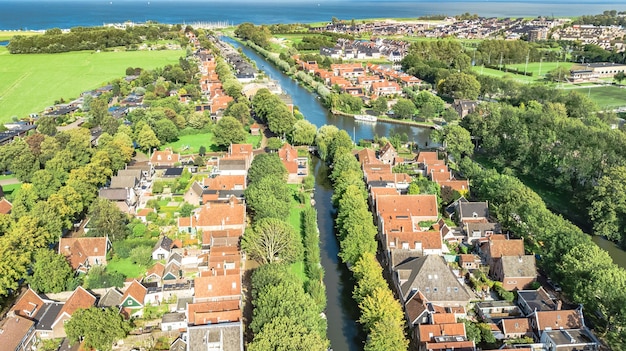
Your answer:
242,218 -> 303,265
213,116 -> 247,149
244,176 -> 292,221
65,307 -> 131,351
437,72 -> 481,100
28,249 -> 73,293
247,153 -> 287,185
86,198 -> 129,241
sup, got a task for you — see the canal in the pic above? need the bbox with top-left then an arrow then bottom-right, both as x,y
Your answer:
222,37 -> 433,147
222,37 -> 433,350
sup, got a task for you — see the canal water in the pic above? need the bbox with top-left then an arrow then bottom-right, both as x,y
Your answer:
312,156 -> 364,351
591,235 -> 626,270
222,37 -> 433,147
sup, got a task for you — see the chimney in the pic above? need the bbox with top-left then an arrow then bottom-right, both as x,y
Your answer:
555,300 -> 562,311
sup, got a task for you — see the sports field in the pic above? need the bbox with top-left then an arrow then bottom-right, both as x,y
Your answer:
0,47 -> 183,123
568,85 -> 626,110
472,61 -> 574,83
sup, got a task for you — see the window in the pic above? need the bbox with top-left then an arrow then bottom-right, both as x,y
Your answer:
433,287 -> 439,292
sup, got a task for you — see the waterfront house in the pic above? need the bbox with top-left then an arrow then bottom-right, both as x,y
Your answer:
278,143 -> 309,183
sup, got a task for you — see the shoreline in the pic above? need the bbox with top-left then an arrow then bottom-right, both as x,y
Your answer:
330,109 -> 438,129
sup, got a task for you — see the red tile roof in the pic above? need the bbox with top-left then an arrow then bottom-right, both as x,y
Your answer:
387,231 -> 443,251
121,280 -> 147,306
52,287 -> 96,327
418,322 -> 466,341
59,237 -> 109,271
203,175 -> 247,190
187,300 -> 241,325
10,288 -> 45,319
377,194 -> 439,219
486,238 -> 525,259
0,198 -> 12,214
194,274 -> 241,300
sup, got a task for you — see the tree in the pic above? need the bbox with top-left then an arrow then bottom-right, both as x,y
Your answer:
224,101 -> 251,126
245,176 -> 292,221
437,72 -> 481,100
589,165 -> 626,243
289,119 -> 317,146
136,124 -> 160,153
242,218 -> 303,264
314,125 -> 339,161
29,249 -> 73,293
31,169 -> 62,200
89,98 -> 108,126
364,320 -> 409,351
392,98 -> 416,119
153,118 -> 179,143
435,124 -> 474,161
247,153 -> 287,184
86,198 -> 128,241
213,116 -> 247,148
65,307 -> 131,351
545,66 -> 570,82
372,96 -> 388,116
267,104 -> 296,137
266,137 -> 283,151
37,115 -> 57,136
614,71 -> 626,85
248,316 -> 328,351
129,246 -> 153,266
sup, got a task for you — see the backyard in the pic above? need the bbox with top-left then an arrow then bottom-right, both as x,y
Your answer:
162,132 -> 262,154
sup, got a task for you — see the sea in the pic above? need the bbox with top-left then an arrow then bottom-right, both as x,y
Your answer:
0,0 -> 625,31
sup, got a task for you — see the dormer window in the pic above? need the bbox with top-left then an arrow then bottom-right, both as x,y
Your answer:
472,212 -> 478,218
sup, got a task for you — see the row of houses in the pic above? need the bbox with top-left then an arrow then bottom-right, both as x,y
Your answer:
355,146 -> 601,351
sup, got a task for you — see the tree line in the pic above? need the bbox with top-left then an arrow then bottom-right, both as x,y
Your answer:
316,125 -> 409,351
7,24 -> 186,54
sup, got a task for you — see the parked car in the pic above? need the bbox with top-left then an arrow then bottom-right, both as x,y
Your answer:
547,278 -> 562,292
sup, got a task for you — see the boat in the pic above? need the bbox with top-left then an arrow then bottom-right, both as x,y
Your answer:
353,114 -> 377,122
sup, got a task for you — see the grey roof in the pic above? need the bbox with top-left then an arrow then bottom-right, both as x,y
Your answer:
99,188 -> 129,201
459,201 -> 489,219
170,338 -> 187,351
34,302 -> 64,331
164,168 -> 184,177
219,159 -> 247,171
394,255 -> 472,304
162,312 -> 186,324
500,255 -> 536,278
218,190 -> 245,200
390,249 -> 421,269
177,297 -> 193,312
154,236 -> 174,252
116,168 -> 142,179
187,322 -> 243,351
109,175 -> 139,189
190,182 -> 204,197
97,288 -> 123,308
517,287 -> 556,312
169,252 -> 183,264
543,328 -> 599,347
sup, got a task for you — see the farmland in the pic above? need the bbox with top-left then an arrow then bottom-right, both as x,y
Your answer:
0,47 -> 183,123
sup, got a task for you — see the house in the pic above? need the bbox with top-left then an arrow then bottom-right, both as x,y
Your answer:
186,322 -> 243,351
150,148 -> 180,167
109,175 -> 139,190
98,188 -> 137,214
376,194 -> 439,234
386,230 -> 444,260
0,315 -> 36,351
178,197 -> 246,236
9,288 -> 47,320
356,148 -> 381,166
48,287 -> 96,338
475,300 -> 521,320
491,255 -> 537,291
540,328 -> 599,351
58,237 -> 111,273
394,255 -> 472,306
480,235 -> 524,267
120,280 -> 148,318
153,236 -> 175,260
161,312 -> 187,332
417,322 -> 475,351
378,142 -> 398,165
464,222 -> 502,243
278,143 -> 308,183
452,99 -> 479,118
193,274 -> 241,303
249,123 -> 260,136
517,287 -> 560,315
97,288 -> 123,308
187,299 -> 241,326
367,172 -> 412,191
459,254 -> 481,270
144,262 -> 166,284
202,229 -> 242,250
135,208 -> 155,223
528,308 -> 584,337
371,81 -> 401,96
162,167 -> 184,178
457,201 -> 489,224
499,318 -> 533,340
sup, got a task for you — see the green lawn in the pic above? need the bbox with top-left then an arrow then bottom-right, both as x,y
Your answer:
287,183 -> 309,284
508,61 -> 573,76
471,65 -> 537,83
162,133 -> 261,154
0,46 -> 183,123
2,183 -> 21,201
106,257 -> 148,279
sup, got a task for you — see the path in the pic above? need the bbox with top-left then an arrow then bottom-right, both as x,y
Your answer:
0,178 -> 20,186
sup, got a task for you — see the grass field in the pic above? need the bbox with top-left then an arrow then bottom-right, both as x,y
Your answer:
579,85 -> 626,109
0,47 -> 183,123
471,65 -> 537,83
507,61 -> 574,76
0,31 -> 41,41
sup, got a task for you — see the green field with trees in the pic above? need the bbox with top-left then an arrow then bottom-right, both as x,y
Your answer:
0,47 -> 183,123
